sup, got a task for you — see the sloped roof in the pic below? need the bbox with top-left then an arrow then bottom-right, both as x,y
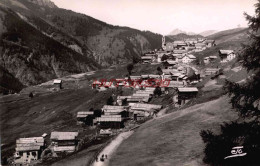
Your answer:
53,79 -> 62,84
16,137 -> 44,152
51,132 -> 78,140
77,111 -> 93,118
168,81 -> 184,88
141,56 -> 154,60
16,137 -> 44,144
149,74 -> 161,78
166,60 -> 177,65
96,115 -> 122,122
187,54 -> 196,59
133,93 -> 151,97
177,87 -> 198,92
102,105 -> 128,109
135,90 -> 154,95
16,146 -> 41,152
219,50 -> 234,54
54,146 -> 76,152
129,103 -> 162,110
209,56 -> 218,59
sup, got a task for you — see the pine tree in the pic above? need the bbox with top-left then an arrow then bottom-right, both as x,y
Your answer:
201,1 -> 260,165
224,0 -> 260,117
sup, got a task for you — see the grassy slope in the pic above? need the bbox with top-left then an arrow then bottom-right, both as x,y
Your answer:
109,96 -> 238,166
207,28 -> 248,43
0,63 -> 162,159
193,28 -> 248,66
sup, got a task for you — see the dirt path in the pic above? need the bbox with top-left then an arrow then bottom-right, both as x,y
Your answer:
92,131 -> 134,166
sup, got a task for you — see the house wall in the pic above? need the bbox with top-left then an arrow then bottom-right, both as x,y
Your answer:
15,151 -> 39,165
227,53 -> 236,61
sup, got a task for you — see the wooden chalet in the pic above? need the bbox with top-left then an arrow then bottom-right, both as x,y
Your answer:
14,137 -> 45,165
96,115 -> 124,129
102,105 -> 130,117
50,132 -> 79,153
219,50 -> 236,62
77,111 -> 94,125
53,79 -> 62,89
141,55 -> 155,63
173,87 -> 198,106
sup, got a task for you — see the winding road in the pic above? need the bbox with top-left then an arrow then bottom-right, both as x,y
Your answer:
92,130 -> 134,166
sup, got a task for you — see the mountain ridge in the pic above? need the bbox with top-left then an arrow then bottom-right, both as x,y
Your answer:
0,0 -> 171,92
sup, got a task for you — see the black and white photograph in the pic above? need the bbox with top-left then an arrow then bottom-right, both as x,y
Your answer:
0,0 -> 260,165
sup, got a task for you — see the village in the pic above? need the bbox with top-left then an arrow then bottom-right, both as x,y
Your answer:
11,36 -> 237,166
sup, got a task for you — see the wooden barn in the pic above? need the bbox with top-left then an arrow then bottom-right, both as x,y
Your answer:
50,132 -> 79,153
14,137 -> 45,165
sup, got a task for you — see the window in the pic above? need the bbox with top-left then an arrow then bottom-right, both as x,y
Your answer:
32,151 -> 37,157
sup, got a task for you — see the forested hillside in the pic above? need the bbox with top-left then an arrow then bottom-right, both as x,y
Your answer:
0,0 -> 169,92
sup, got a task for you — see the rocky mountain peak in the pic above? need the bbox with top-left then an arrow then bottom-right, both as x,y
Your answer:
27,0 -> 57,8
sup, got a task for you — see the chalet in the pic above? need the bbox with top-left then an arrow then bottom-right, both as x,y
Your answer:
155,51 -> 168,62
141,75 -> 149,80
204,40 -> 216,47
50,132 -> 79,153
185,39 -> 197,45
53,79 -> 62,89
96,115 -> 124,129
163,60 -> 177,69
173,87 -> 198,106
129,103 -> 162,119
99,129 -> 112,136
117,96 -> 149,105
173,49 -> 187,54
126,96 -> 150,103
195,43 -> 206,52
145,87 -> 156,92
102,105 -> 129,117
173,41 -> 187,49
162,74 -> 173,81
198,38 -> 206,43
125,75 -> 142,81
135,90 -> 154,96
129,103 -> 162,111
168,80 -> 186,88
162,69 -> 179,75
166,42 -> 174,52
141,56 -> 155,63
149,74 -> 161,79
133,111 -> 145,121
219,50 -> 236,62
182,54 -> 196,64
77,111 -> 94,125
14,137 -> 45,165
132,93 -> 151,99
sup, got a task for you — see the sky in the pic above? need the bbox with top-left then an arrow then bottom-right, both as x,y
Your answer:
51,0 -> 256,35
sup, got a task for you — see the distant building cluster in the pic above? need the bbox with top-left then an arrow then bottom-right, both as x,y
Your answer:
141,36 -> 216,65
